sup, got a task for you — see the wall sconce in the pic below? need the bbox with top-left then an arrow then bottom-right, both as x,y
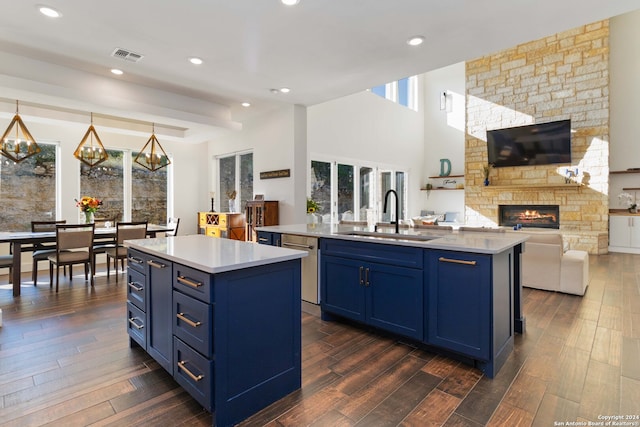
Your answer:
0,101 -> 41,163
440,91 -> 453,112
74,113 -> 109,167
134,124 -> 171,171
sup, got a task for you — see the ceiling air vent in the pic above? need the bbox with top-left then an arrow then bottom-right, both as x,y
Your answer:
111,48 -> 144,62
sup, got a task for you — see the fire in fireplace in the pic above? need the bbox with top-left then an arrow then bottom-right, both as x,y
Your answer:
498,205 -> 560,229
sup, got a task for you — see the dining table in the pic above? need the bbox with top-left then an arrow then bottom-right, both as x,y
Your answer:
0,224 -> 175,297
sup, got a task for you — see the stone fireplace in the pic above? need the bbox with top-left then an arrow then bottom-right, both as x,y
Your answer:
499,205 -> 560,229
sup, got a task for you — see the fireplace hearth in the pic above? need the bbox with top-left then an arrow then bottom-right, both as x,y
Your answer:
499,205 -> 560,229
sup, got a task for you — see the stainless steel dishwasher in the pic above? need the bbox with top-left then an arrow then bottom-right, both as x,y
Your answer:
281,234 -> 319,303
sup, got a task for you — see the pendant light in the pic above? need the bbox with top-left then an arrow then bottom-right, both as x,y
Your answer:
0,101 -> 41,163
134,123 -> 171,171
74,113 -> 108,167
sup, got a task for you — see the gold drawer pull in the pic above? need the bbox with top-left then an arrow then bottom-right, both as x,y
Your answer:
147,260 -> 166,269
128,317 -> 144,329
258,237 -> 269,242
438,257 -> 477,266
177,275 -> 203,288
128,282 -> 143,292
177,360 -> 204,382
177,312 -> 202,328
128,256 -> 144,264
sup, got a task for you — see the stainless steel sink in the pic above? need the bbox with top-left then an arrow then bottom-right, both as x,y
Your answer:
338,230 -> 437,242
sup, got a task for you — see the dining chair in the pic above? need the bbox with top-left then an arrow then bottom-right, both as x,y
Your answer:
31,220 -> 67,286
166,217 -> 180,236
91,216 -> 117,272
47,224 -> 95,292
105,221 -> 147,282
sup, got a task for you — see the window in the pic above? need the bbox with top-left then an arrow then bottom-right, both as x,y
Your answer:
218,152 -> 253,213
81,149 -> 124,222
79,148 -> 171,224
0,142 -> 58,231
337,164 -> 354,220
310,160 -> 331,220
310,159 -> 406,224
369,76 -> 418,111
132,151 -> 167,224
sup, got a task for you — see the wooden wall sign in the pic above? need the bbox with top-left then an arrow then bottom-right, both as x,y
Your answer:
260,169 -> 291,179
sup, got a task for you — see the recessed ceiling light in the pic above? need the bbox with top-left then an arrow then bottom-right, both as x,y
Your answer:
38,5 -> 61,18
189,57 -> 203,65
279,87 -> 290,93
241,102 -> 251,107
281,0 -> 300,5
111,68 -> 124,75
407,36 -> 425,46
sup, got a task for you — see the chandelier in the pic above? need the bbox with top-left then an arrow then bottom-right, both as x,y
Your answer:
134,124 -> 171,171
0,101 -> 41,163
74,113 -> 108,167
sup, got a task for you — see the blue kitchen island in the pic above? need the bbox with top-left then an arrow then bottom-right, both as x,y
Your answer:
124,235 -> 307,427
256,224 -> 528,378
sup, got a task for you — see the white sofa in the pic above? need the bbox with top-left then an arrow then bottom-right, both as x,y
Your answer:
521,231 -> 589,296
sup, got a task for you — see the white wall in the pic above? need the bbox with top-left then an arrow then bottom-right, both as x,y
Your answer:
208,105 -> 307,225
609,10 -> 640,208
307,90 -> 425,217
420,62 -> 466,216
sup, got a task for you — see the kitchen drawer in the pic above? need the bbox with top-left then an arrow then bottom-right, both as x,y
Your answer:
126,249 -> 147,274
127,302 -> 146,348
127,268 -> 146,311
174,263 -> 213,303
320,238 -> 423,269
174,337 -> 214,412
174,291 -> 213,357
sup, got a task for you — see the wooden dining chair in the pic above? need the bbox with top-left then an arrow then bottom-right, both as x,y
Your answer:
105,221 -> 147,282
31,220 -> 67,286
166,217 -> 180,236
91,216 -> 117,272
47,224 -> 95,292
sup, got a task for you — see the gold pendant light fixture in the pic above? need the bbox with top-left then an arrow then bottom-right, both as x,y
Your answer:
74,113 -> 108,167
0,101 -> 42,163
134,123 -> 171,171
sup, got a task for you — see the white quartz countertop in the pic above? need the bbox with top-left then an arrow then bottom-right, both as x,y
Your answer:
124,234 -> 307,274
256,223 -> 529,255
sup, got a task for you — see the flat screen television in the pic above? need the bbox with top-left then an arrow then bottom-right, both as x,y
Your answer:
486,119 -> 572,167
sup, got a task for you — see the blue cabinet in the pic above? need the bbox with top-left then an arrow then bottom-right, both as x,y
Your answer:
256,230 -> 281,246
320,239 -> 423,341
426,249 -> 514,377
128,247 -> 302,426
147,256 -> 173,373
319,238 -> 515,378
126,249 -> 173,374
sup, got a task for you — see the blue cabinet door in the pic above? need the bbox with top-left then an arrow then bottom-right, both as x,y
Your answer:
427,250 -> 491,360
321,255 -> 366,322
147,256 -> 174,373
367,263 -> 423,340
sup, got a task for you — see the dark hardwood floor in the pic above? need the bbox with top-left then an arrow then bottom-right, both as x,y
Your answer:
1,252 -> 639,426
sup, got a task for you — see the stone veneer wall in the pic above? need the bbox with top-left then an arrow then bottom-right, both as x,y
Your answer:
465,20 -> 610,254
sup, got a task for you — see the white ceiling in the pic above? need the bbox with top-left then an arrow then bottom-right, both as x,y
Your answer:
1,0 -> 639,142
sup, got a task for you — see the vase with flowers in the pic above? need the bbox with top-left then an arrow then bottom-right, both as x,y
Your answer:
306,198 -> 320,224
76,196 -> 102,223
618,192 -> 638,213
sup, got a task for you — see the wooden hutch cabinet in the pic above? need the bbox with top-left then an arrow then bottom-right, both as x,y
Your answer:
246,201 -> 279,242
197,212 -> 245,241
